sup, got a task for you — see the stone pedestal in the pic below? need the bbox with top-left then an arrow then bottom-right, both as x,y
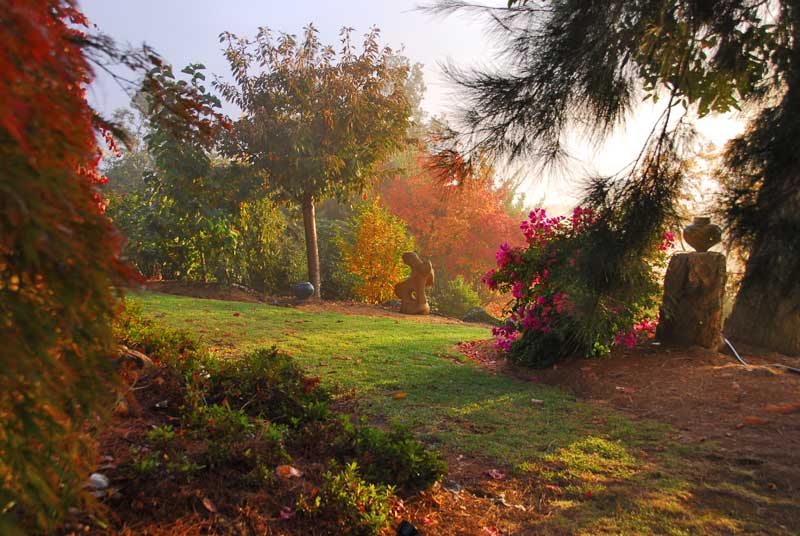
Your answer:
657,252 -> 726,349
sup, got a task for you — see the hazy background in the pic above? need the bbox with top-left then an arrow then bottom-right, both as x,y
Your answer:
83,0 -> 744,210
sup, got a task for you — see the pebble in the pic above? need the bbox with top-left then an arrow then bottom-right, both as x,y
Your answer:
89,473 -> 109,490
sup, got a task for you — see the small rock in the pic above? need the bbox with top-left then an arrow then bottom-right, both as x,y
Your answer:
89,473 -> 109,490
154,399 -> 169,409
397,520 -> 419,536
442,480 -> 462,495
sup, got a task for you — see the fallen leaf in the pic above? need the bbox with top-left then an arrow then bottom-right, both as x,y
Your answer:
279,505 -> 296,520
763,402 -> 800,414
485,468 -> 506,480
741,416 -> 770,426
615,386 -> 635,394
394,392 -> 407,399
232,312 -> 241,317
544,484 -> 563,493
276,465 -> 303,479
584,490 -> 593,498
482,527 -> 501,536
202,497 -> 217,513
420,516 -> 436,525
531,398 -> 544,405
303,376 -> 321,393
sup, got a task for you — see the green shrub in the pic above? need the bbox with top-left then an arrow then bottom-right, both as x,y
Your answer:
432,275 -> 481,318
115,299 -> 205,368
338,420 -> 446,491
462,306 -> 501,325
130,447 -> 162,476
198,348 -> 330,426
191,404 -> 255,464
317,219 -> 361,301
146,425 -> 176,447
300,462 -> 394,536
485,207 -> 669,367
232,197 -> 306,295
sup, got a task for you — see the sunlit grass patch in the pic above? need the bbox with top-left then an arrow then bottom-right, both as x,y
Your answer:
133,291 -> 798,535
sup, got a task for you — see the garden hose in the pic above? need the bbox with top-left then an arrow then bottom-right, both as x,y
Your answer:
723,338 -> 800,375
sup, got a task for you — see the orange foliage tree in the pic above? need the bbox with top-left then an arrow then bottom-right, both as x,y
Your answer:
0,3 -> 128,531
379,150 -> 526,285
0,2 -> 225,531
338,201 -> 415,303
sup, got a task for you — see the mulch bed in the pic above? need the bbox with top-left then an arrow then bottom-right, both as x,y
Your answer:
458,338 -> 800,515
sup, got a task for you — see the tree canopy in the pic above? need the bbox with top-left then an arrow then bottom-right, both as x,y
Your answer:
216,25 -> 412,298
433,0 -> 800,354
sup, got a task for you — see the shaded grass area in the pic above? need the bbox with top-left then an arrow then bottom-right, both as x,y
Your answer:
134,291 -> 794,535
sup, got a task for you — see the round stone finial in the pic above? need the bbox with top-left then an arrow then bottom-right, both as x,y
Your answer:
683,216 -> 722,252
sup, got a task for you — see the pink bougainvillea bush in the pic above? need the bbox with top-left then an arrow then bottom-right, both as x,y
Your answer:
483,207 -> 674,367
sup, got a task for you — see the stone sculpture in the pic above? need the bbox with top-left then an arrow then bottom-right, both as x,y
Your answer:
657,217 -> 727,349
682,216 -> 722,252
394,252 -> 434,315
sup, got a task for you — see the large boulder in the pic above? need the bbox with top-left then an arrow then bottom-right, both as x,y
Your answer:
657,252 -> 726,349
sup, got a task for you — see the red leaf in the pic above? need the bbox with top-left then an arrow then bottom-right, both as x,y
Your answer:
279,505 -> 296,520
484,468 -> 506,480
202,497 -> 217,513
741,416 -> 770,426
276,465 -> 303,478
763,402 -> 800,414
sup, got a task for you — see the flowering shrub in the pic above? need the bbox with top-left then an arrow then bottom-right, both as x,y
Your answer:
483,207 -> 672,367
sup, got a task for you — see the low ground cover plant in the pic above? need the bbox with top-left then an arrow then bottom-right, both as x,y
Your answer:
99,305 -> 446,534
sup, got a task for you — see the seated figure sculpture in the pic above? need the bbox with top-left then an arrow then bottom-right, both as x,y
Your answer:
394,252 -> 434,315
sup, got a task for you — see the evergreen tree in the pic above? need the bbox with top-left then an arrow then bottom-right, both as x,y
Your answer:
432,0 -> 800,354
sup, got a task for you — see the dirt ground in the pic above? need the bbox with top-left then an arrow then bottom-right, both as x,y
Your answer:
459,338 -> 800,515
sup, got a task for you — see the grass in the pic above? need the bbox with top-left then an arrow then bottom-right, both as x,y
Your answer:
133,291 -> 794,535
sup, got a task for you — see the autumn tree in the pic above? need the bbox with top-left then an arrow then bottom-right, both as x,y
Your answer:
216,25 -> 411,299
432,0 -> 800,355
338,201 -> 415,303
0,2 -> 225,531
380,148 -> 526,284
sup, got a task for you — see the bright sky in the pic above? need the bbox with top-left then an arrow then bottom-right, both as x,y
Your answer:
82,0 -> 745,210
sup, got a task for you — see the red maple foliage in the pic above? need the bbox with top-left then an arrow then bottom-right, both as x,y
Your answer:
1,2 -> 132,531
379,151 -> 526,284
1,2 -> 224,531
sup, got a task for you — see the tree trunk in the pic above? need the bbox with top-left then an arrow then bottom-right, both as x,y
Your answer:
725,229 -> 800,356
301,193 -> 321,300
725,6 -> 800,356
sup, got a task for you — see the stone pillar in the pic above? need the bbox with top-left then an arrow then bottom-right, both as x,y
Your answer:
656,252 -> 727,349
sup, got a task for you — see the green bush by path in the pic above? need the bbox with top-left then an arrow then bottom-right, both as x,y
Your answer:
432,275 -> 481,318
113,302 -> 443,535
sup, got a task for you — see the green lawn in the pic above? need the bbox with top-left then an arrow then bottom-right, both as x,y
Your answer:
133,291 -> 794,535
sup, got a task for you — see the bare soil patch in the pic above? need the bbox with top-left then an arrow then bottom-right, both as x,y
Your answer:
458,338 -> 800,528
